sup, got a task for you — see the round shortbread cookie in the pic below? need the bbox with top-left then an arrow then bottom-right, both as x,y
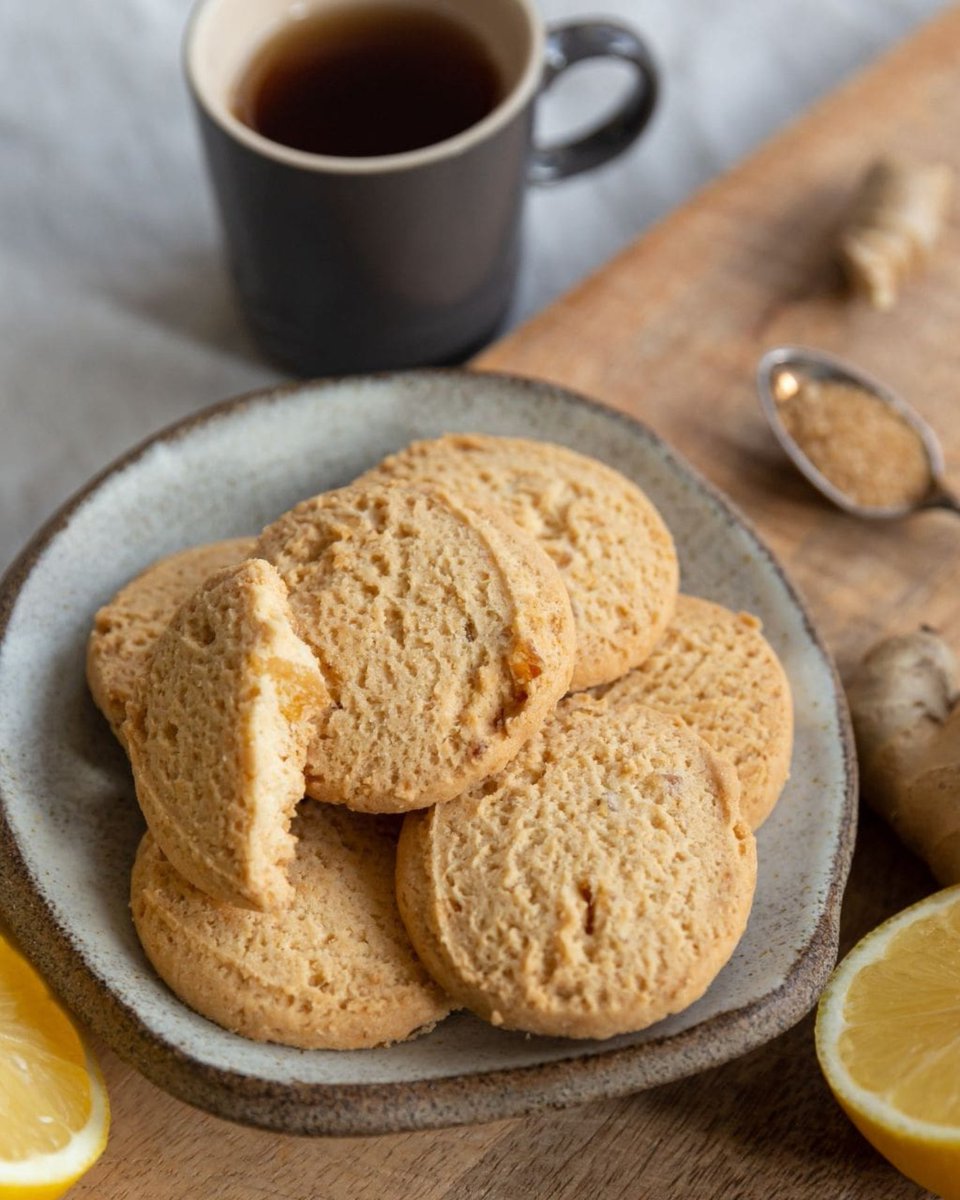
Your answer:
254,483 -> 576,813
594,595 -> 793,830
126,559 -> 329,911
358,435 -> 678,690
87,537 -> 255,743
131,803 -> 451,1050
396,695 -> 756,1040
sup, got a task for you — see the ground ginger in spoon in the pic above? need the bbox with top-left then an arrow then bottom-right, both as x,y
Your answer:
773,372 -> 931,510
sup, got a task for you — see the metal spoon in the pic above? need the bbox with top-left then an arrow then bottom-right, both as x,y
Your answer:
756,345 -> 960,519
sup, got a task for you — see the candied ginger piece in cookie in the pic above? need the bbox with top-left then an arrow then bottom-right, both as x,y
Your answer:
131,803 -> 450,1050
358,434 -> 678,689
594,595 -> 793,829
397,695 -> 756,1040
125,559 -> 329,911
86,537 -> 256,745
254,483 -> 576,813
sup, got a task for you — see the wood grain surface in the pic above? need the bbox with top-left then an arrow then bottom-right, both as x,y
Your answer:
74,8 -> 960,1198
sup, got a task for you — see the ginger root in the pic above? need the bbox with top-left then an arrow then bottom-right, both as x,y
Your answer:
837,157 -> 953,311
848,628 -> 960,884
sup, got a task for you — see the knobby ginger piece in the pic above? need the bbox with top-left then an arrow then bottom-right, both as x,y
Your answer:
847,628 -> 960,884
837,158 -> 953,311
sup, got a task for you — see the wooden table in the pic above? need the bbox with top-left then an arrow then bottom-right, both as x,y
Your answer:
77,8 -> 960,1196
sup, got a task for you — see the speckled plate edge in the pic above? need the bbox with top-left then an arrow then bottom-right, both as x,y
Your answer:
0,370 -> 858,1136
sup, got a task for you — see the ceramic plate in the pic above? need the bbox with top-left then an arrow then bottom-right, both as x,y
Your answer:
0,371 -> 856,1135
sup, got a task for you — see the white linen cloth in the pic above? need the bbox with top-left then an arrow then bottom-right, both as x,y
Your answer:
0,0 -> 946,570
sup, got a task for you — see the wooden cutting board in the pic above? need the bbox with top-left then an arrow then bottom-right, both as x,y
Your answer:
76,10 -> 960,1198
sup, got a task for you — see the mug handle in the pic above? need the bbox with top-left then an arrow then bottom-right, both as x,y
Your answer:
528,21 -> 659,186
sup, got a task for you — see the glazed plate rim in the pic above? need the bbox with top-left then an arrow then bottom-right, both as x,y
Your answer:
0,369 -> 857,1135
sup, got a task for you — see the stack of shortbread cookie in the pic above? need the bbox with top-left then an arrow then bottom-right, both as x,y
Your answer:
87,435 -> 792,1049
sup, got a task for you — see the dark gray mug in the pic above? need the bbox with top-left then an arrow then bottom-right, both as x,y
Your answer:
184,0 -> 658,376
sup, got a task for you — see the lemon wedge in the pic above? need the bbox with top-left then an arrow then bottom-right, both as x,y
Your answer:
0,932 -> 109,1199
816,885 -> 960,1200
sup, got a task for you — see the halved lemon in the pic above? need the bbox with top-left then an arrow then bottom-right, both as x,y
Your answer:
0,932 -> 109,1199
816,885 -> 960,1200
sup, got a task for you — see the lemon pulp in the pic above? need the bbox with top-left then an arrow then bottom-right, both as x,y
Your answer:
839,901 -> 960,1125
0,933 -> 109,1199
817,885 -> 960,1200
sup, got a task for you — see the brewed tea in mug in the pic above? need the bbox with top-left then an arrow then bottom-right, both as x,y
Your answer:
233,6 -> 505,158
